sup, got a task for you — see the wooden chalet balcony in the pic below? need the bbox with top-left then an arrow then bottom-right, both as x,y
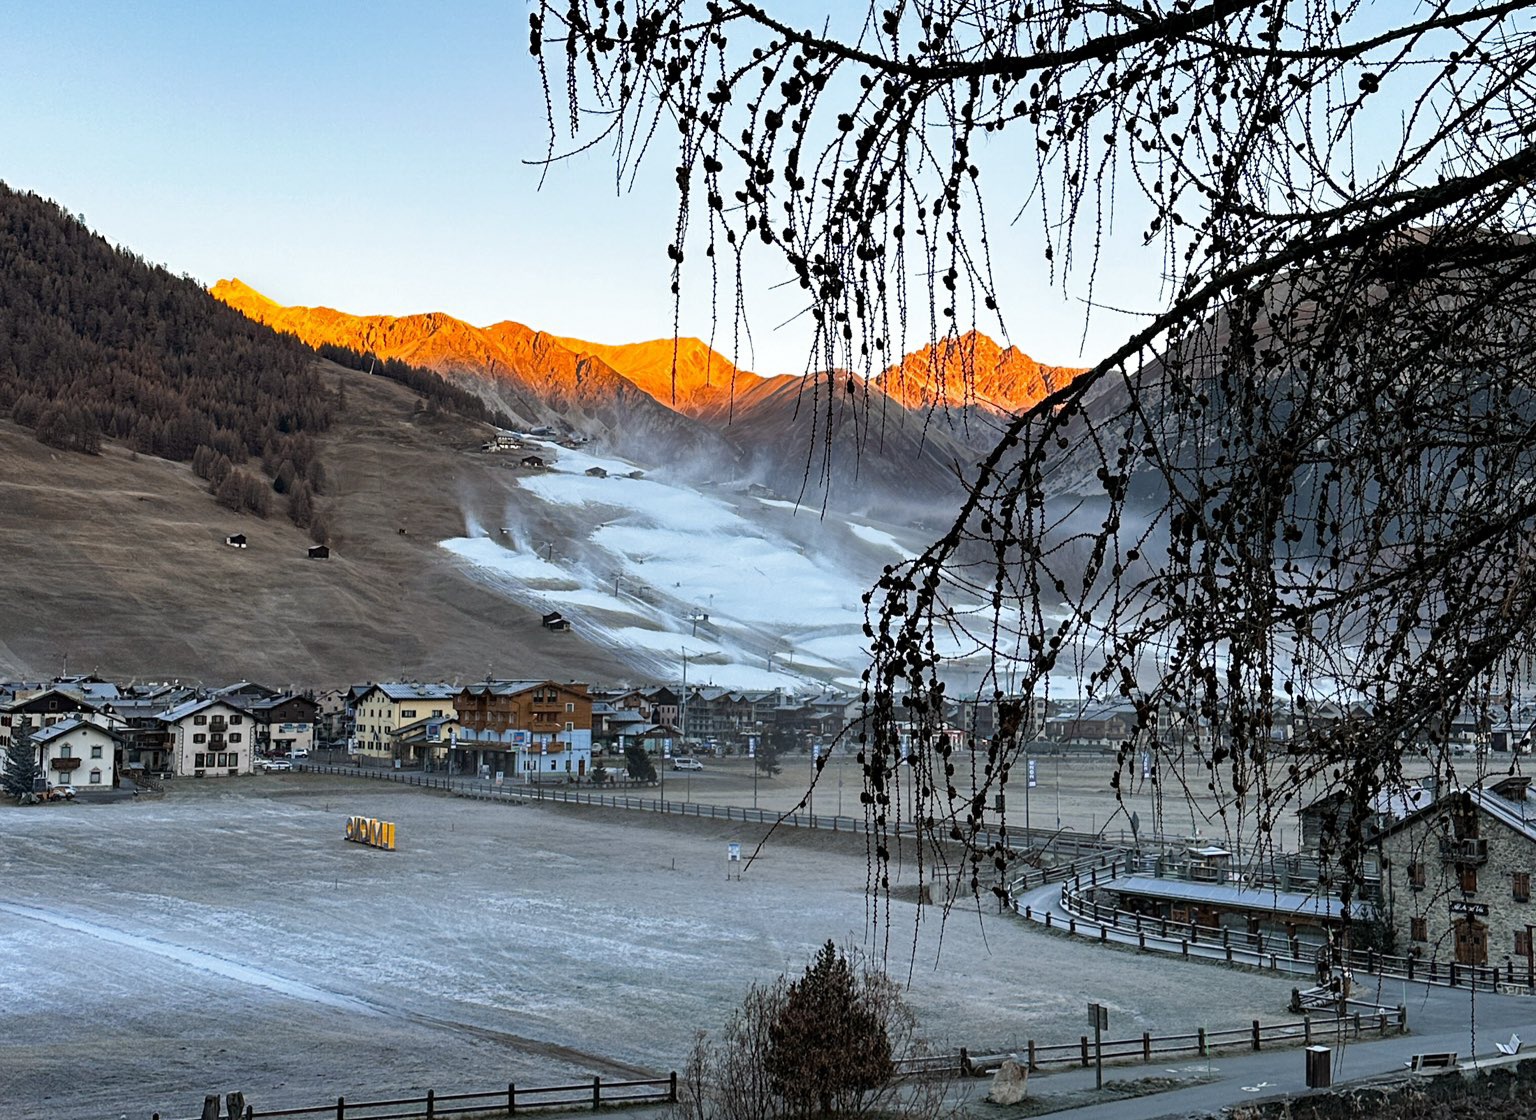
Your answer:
50,757 -> 81,771
209,718 -> 228,731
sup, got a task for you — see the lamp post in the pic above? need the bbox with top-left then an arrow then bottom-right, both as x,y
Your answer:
750,726 -> 760,810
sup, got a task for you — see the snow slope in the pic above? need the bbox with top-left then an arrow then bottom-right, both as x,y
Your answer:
439,440 -> 932,688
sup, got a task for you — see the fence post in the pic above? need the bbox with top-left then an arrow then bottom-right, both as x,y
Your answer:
1378,1012 -> 1387,1036
1080,1036 -> 1090,1067
669,1071 -> 678,1103
1252,1019 -> 1261,1051
593,1076 -> 601,1111
1027,1039 -> 1038,1071
960,1046 -> 971,1075
1139,930 -> 1146,951
1181,939 -> 1189,958
1397,1004 -> 1407,1033
1101,924 -> 1108,944
426,1089 -> 435,1119
1069,916 -> 1076,935
509,1082 -> 516,1115
1303,1016 -> 1311,1043
1142,1030 -> 1151,1062
1352,1012 -> 1361,1038
1198,1027 -> 1207,1057
336,1097 -> 345,1120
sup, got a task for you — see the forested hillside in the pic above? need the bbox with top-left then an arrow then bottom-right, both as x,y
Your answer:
0,183 -> 332,472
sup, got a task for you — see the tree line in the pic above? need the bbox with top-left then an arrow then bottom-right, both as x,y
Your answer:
314,342 -> 519,431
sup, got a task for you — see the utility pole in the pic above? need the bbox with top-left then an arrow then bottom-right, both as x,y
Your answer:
680,648 -> 689,752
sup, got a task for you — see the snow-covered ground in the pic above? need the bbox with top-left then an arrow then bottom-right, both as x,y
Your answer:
441,441 -> 929,689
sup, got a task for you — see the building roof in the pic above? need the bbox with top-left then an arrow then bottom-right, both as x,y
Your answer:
1111,876 -> 1360,921
32,717 -> 117,745
458,680 -> 546,698
360,682 -> 460,702
159,696 -> 248,724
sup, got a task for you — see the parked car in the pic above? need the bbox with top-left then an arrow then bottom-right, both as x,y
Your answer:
290,748 -> 310,759
44,784 -> 77,800
260,758 -> 293,772
672,757 -> 704,771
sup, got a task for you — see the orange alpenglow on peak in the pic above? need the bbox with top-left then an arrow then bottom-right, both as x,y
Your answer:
210,279 -> 1082,420
873,330 -> 1088,415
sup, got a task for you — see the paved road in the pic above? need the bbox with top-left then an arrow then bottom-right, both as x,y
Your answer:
985,880 -> 1536,1117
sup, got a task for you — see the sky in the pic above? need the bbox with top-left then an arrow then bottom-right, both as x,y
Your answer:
0,1 -> 1155,374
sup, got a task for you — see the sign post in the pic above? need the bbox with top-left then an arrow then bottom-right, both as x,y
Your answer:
1088,1002 -> 1108,1089
727,841 -> 741,880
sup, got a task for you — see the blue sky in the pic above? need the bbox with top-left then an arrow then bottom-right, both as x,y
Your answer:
1,1 -> 1144,372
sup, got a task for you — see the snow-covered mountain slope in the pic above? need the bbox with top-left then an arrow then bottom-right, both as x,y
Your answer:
439,438 -> 929,690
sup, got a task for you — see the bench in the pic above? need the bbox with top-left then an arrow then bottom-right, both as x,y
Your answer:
1497,1035 -> 1522,1057
1406,1052 -> 1458,1071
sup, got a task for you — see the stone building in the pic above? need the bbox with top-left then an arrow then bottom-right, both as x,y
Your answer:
1377,776 -> 1536,971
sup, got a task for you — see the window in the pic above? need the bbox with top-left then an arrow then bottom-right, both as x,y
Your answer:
230,714 -> 242,725
91,744 -> 102,759
1518,930 -> 1533,958
59,744 -> 72,758
194,714 -> 206,725
1517,872 -> 1531,903
193,733 -> 206,744
229,733 -> 242,743
89,768 -> 101,785
566,702 -> 575,713
1461,866 -> 1479,894
1412,917 -> 1428,942
402,709 -> 417,719
1408,861 -> 1426,889
195,753 -> 207,768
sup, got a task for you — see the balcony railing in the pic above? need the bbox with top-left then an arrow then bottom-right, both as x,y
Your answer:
50,757 -> 81,771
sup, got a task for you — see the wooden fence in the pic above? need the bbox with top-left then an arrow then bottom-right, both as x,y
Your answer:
153,1074 -> 677,1120
892,1010 -> 1404,1079
1045,872 -> 1517,993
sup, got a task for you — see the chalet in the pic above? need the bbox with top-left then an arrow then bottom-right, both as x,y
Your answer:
32,718 -> 119,791
246,694 -> 321,756
0,688 -> 105,751
520,455 -> 547,469
453,680 -> 594,779
308,544 -> 330,559
541,611 -> 571,632
159,697 -> 253,778
584,466 -> 608,478
225,533 -> 247,548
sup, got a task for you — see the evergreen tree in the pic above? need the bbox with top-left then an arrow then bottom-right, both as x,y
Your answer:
764,941 -> 893,1117
624,744 -> 657,783
287,481 -> 313,528
2,717 -> 40,799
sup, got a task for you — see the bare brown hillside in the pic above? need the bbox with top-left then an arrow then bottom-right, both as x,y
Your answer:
0,360 -> 636,685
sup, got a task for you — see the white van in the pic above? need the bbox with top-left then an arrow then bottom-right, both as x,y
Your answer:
672,757 -> 704,771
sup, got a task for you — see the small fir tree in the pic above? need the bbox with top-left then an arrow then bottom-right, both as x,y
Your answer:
2,716 -> 41,799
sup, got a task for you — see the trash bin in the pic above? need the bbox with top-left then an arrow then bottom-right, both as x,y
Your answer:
1305,1045 -> 1332,1088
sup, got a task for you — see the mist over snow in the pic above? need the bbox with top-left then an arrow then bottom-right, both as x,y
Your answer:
439,439 -> 939,689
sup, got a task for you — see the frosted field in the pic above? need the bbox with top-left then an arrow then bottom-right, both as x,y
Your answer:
0,774 -> 1303,1120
